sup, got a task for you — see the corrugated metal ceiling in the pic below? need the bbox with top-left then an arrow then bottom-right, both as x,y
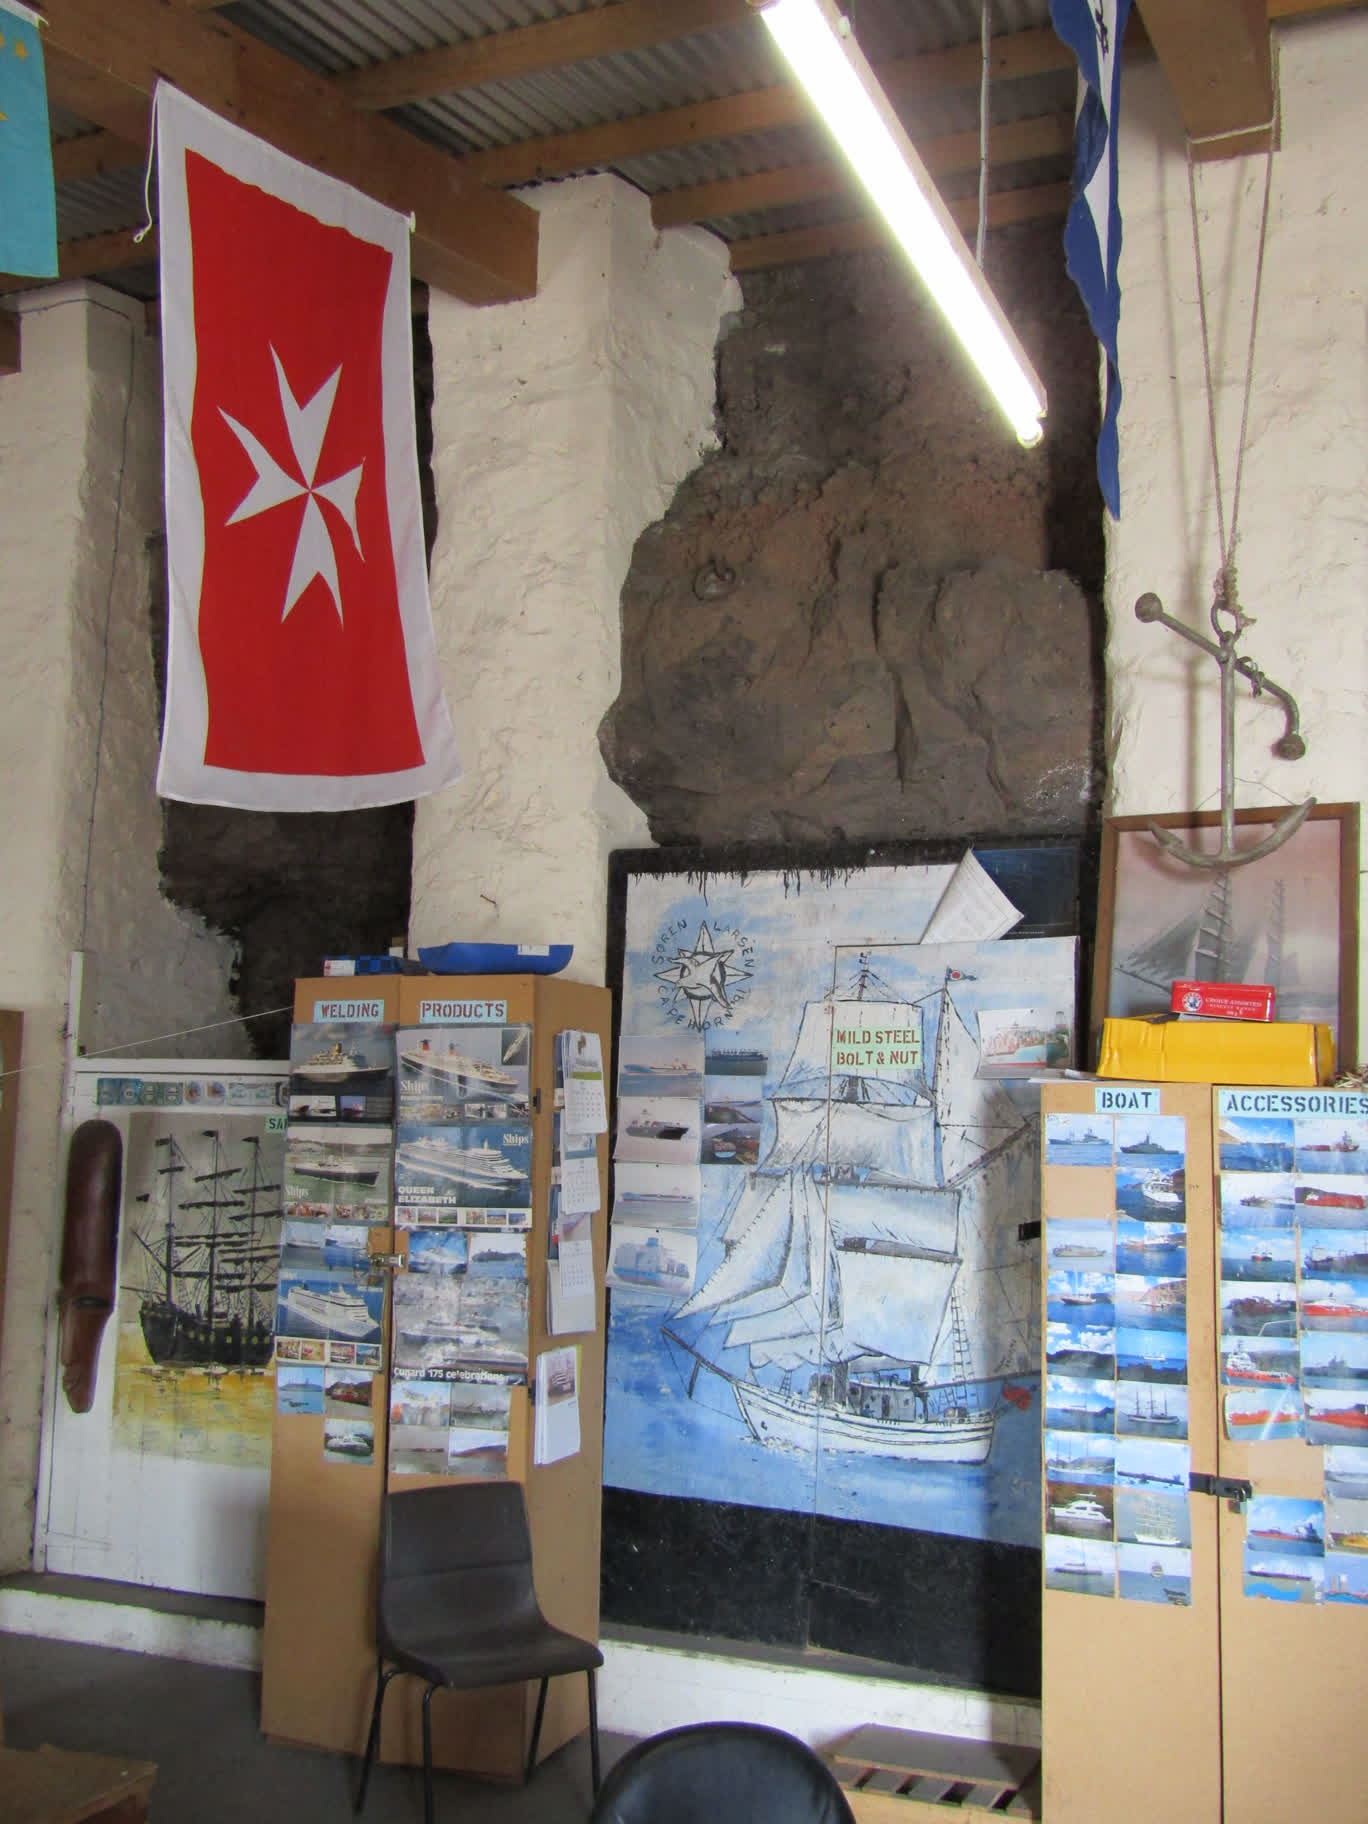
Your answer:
36,0 -> 1077,293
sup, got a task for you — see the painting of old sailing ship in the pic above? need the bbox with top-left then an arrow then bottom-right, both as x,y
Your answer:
603,862 -> 1078,1548
1101,813 -> 1351,1049
114,1114 -> 284,1466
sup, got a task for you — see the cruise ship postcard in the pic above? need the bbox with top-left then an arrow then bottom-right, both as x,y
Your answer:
1117,1541 -> 1191,1605
279,1220 -> 371,1274
613,1097 -> 701,1166
1044,1533 -> 1114,1598
1043,1113 -> 1113,1167
322,1417 -> 374,1466
1046,1218 -> 1115,1273
607,1223 -> 699,1299
447,1381 -> 513,1477
276,1364 -> 323,1415
700,1087 -> 762,1166
1219,1171 -> 1296,1229
618,1033 -> 704,1101
394,1120 -> 532,1220
703,1036 -> 768,1079
283,1122 -> 394,1224
289,1022 -> 394,1121
397,1024 -> 531,1122
611,1161 -> 700,1233
274,1272 -> 384,1344
388,1377 -> 452,1475
391,1245 -> 529,1382
405,1229 -> 470,1276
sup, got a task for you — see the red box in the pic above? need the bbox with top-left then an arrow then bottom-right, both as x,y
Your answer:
1169,979 -> 1276,1021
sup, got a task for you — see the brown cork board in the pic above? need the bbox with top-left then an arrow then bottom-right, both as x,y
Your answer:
261,974 -> 609,1779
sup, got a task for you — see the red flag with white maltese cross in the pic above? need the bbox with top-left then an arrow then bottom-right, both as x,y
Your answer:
155,84 -> 460,809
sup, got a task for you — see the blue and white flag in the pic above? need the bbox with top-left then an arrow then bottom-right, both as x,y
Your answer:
0,0 -> 57,278
1051,0 -> 1131,518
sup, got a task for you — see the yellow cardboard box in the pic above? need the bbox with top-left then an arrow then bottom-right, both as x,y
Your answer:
1098,1017 -> 1334,1086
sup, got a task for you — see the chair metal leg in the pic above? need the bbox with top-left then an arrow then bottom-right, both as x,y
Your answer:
525,1675 -> 550,1783
421,1683 -> 437,1824
587,1667 -> 601,1797
354,1661 -> 397,1814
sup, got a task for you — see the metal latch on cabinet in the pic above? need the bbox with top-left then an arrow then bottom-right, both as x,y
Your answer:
1189,1472 -> 1253,1509
366,1252 -> 407,1285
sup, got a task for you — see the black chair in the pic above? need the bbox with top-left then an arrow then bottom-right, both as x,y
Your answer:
354,1481 -> 603,1824
589,1721 -> 858,1824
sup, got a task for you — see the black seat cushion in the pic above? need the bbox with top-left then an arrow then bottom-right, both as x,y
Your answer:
591,1722 -> 857,1824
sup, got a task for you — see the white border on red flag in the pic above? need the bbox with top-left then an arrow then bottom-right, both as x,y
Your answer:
154,82 -> 461,810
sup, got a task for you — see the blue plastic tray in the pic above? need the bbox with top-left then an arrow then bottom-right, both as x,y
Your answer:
415,942 -> 573,976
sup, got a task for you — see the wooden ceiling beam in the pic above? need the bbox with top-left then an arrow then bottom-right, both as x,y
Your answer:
727,181 -> 1071,273
1137,0 -> 1275,159
651,113 -> 1073,229
461,28 -> 1074,188
37,0 -> 539,303
51,127 -> 145,185
0,225 -> 159,296
338,0 -> 752,112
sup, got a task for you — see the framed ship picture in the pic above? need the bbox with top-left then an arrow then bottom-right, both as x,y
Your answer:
600,835 -> 1081,1696
1092,804 -> 1359,1071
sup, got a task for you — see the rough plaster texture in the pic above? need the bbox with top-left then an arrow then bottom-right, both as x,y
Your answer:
0,284 -> 242,1570
411,175 -> 740,979
1106,19 -> 1367,1043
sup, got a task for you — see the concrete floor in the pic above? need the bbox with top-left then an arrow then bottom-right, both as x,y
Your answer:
0,1631 -> 631,1823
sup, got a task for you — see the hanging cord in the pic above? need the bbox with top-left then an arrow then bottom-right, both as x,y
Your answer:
0,1004 -> 296,1087
133,84 -> 160,245
975,1 -> 991,268
1185,68 -> 1278,628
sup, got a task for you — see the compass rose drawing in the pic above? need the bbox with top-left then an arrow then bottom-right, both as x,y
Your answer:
653,923 -> 753,1030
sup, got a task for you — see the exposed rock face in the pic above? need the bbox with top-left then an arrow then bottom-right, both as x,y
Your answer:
600,232 -> 1105,846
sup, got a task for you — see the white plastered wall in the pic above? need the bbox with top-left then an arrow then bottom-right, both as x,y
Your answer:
0,282 -> 244,1569
1106,16 -> 1368,1043
410,175 -> 741,980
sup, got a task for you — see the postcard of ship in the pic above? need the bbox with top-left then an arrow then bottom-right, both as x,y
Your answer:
1117,1541 -> 1192,1606
1044,1533 -> 1115,1597
618,1032 -> 705,1101
392,1234 -> 529,1382
397,1023 -> 531,1120
1046,1217 -> 1115,1273
322,1417 -> 374,1465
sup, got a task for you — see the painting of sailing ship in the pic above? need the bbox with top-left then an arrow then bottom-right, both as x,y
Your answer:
604,855 -> 1077,1548
113,1113 -> 284,1467
1096,810 -> 1354,1057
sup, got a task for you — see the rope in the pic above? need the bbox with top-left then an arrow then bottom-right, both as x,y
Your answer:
1185,71 -> 1278,623
975,1 -> 991,268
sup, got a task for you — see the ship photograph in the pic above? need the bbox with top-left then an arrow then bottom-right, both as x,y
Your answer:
611,1160 -> 701,1232
1046,1219 -> 1114,1272
1224,1386 -> 1305,1441
604,903 -> 1078,1548
391,1235 -> 529,1380
1219,1171 -> 1296,1228
394,1122 -> 531,1214
1220,1228 -> 1297,1283
275,1274 -> 383,1344
1220,1338 -> 1299,1388
1044,1374 -> 1115,1435
1294,1120 -> 1367,1175
284,1123 -> 393,1224
288,1021 -> 394,1119
613,1097 -> 700,1165
1045,1271 -> 1115,1329
1115,1486 -> 1191,1551
397,1023 -> 530,1117
617,1033 -> 705,1101
1292,1177 -> 1368,1224
1299,1331 -> 1368,1390
1218,1117 -> 1295,1177
1043,1114 -> 1113,1167
1115,1326 -> 1187,1384
447,1381 -> 514,1477
1116,1219 -> 1185,1278
1044,1534 -> 1114,1597
1117,1541 -> 1191,1606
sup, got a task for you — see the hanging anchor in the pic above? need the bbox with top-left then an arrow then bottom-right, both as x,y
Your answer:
1134,584 -> 1314,870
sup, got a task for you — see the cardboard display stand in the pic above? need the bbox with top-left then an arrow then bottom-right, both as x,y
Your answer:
1041,1082 -> 1361,1824
260,975 -> 610,1779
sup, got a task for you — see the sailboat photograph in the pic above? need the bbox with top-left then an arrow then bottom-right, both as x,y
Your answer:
604,870 -> 1077,1548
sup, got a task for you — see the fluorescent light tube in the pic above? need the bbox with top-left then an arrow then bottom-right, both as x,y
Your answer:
755,0 -> 1047,446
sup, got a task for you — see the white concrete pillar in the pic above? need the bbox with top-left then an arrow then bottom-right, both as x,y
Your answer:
411,175 -> 740,981
0,283 -> 243,1568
